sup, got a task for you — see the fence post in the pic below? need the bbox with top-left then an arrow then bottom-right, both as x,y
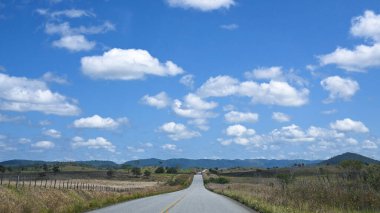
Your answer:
54,179 -> 56,188
22,176 -> 25,187
0,176 -> 2,185
16,175 -> 19,188
29,178 -> 31,187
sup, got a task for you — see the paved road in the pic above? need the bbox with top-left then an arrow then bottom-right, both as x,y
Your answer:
88,174 -> 255,213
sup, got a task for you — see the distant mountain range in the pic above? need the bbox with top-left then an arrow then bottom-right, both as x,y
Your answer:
320,152 -> 379,165
1,152 -> 378,169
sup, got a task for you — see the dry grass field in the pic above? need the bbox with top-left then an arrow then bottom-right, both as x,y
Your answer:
0,173 -> 193,213
205,164 -> 380,213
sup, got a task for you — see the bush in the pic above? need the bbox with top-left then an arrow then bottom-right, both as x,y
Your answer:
106,169 -> 114,177
206,177 -> 230,184
131,167 -> 142,176
166,167 -> 178,174
144,170 -> 151,177
276,173 -> 294,189
155,167 -> 165,174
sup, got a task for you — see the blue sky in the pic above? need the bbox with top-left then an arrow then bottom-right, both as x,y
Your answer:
0,0 -> 380,162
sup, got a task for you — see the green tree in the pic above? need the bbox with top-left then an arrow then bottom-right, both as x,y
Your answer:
52,165 -> 60,173
155,166 -> 165,174
131,167 -> 142,176
166,167 -> 178,174
144,170 -> 151,177
0,165 -> 5,173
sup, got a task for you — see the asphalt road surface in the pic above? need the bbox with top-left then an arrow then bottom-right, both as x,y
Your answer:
88,174 -> 255,213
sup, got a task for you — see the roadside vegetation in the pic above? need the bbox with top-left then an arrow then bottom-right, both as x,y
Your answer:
0,163 -> 194,213
204,161 -> 380,213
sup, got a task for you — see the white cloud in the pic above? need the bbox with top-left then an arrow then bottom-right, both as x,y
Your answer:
270,124 -> 314,143
45,21 -> 114,36
141,92 -> 171,109
52,35 -> 95,52
0,73 -> 80,116
44,21 -> 114,52
161,143 -> 179,151
0,113 -> 24,122
220,24 -> 239,30
42,72 -> 68,84
188,118 -> 209,131
37,9 -> 95,19
172,93 -> 217,119
350,10 -> 380,42
71,136 -> 116,152
159,122 -> 200,141
73,115 -> 128,129
224,111 -> 259,123
179,74 -> 195,89
319,11 -> 380,71
362,139 -> 378,149
226,124 -> 255,137
244,66 -> 283,80
321,76 -> 359,103
330,118 -> 369,133
272,112 -> 291,122
346,138 -> 358,145
32,141 -> 55,149
238,80 -> 309,106
167,0 -> 235,11
42,129 -> 61,138
81,48 -> 184,80
197,75 -> 309,106
197,75 -> 239,98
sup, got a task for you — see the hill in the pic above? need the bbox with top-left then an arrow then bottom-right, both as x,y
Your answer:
124,158 -> 321,169
320,152 -> 379,165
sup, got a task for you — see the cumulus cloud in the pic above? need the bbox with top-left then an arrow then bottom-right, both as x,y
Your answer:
272,112 -> 291,122
319,11 -> 380,71
127,146 -> 145,153
224,111 -> 259,123
44,21 -> 114,52
362,139 -> 378,149
270,124 -> 315,143
42,129 -> 61,138
172,93 -> 217,119
321,76 -> 359,103
0,73 -> 80,116
81,48 -> 184,80
226,124 -> 255,137
197,75 -> 309,106
32,141 -> 55,149
71,136 -> 116,152
179,74 -> 195,89
159,122 -> 200,141
330,118 -> 369,133
167,0 -> 235,11
52,35 -> 95,52
73,115 -> 128,129
244,66 -> 283,80
141,92 -> 171,109
18,138 -> 31,144
239,80 -> 309,106
197,75 -> 239,98
161,143 -> 180,151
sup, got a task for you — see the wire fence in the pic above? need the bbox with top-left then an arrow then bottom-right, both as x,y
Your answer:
0,175 -> 145,192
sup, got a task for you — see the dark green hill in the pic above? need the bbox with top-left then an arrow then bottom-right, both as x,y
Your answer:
320,152 -> 379,165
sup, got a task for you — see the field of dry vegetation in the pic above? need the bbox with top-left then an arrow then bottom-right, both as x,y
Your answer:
0,169 -> 193,213
205,162 -> 380,213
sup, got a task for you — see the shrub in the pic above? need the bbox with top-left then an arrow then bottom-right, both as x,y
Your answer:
155,167 -> 165,174
144,170 -> 151,177
206,177 -> 230,184
166,167 -> 178,174
131,167 -> 142,176
276,173 -> 294,189
106,169 -> 114,178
